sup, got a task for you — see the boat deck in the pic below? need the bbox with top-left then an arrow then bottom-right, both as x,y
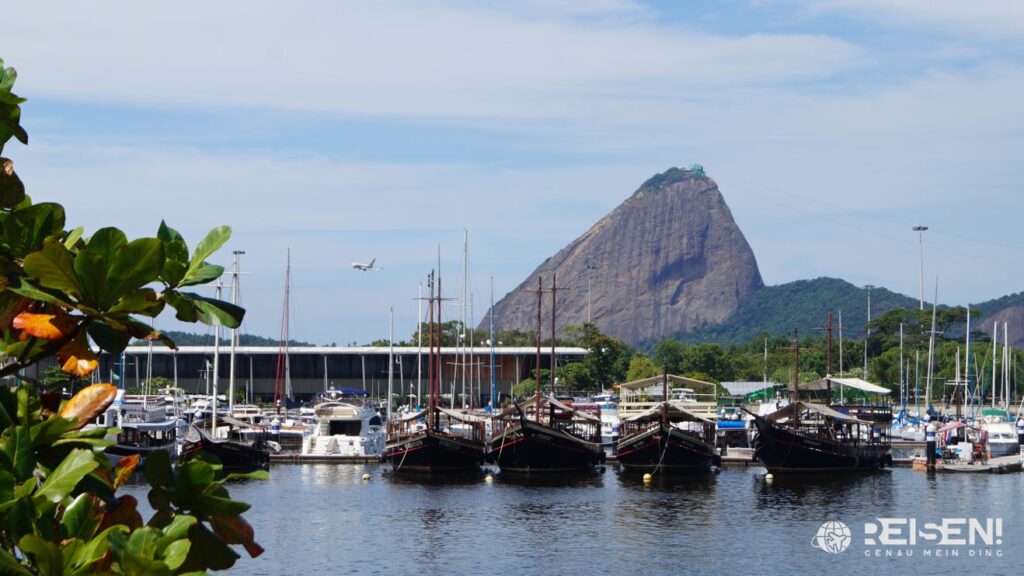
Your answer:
270,453 -> 379,464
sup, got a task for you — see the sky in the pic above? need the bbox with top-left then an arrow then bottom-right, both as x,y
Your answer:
5,0 -> 1024,345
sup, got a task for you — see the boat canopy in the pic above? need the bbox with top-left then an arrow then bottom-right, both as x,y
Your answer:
938,420 -> 969,433
437,406 -> 489,423
623,403 -> 714,424
763,401 -> 873,426
496,394 -> 600,423
720,381 -> 781,397
791,377 -> 891,396
618,374 -> 717,402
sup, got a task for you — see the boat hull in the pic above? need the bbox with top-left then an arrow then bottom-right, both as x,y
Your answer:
616,424 -> 719,473
487,419 -> 604,474
383,430 -> 484,474
752,416 -> 891,474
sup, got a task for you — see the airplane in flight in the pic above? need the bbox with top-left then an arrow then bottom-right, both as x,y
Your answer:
351,258 -> 379,271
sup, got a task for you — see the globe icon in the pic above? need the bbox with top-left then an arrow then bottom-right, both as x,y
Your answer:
811,521 -> 852,554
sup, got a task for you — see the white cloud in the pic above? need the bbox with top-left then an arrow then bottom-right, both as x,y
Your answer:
6,1 -> 860,122
802,0 -> 1024,38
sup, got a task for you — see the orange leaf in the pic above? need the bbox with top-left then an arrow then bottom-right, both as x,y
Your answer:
58,337 -> 100,378
12,312 -> 75,340
60,384 -> 118,430
99,495 -> 142,531
210,515 -> 264,558
113,454 -> 140,489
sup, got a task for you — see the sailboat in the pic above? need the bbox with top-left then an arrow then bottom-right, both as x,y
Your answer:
382,268 -> 486,474
750,324 -> 892,474
616,367 -> 720,474
181,251 -> 271,472
485,274 -> 604,473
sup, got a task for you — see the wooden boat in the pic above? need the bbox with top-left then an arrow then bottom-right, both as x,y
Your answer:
487,395 -> 604,473
486,274 -> 604,474
181,422 -> 270,472
382,267 -> 484,474
384,406 -> 485,473
751,401 -> 891,473
617,403 -> 719,474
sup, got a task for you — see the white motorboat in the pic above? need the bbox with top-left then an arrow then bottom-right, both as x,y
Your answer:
302,401 -> 385,458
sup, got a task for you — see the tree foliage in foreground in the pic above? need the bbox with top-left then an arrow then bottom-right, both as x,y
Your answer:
0,57 -> 263,574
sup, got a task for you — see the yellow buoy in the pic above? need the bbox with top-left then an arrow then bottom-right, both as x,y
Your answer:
484,474 -> 494,483
642,473 -> 653,484
361,473 -> 370,481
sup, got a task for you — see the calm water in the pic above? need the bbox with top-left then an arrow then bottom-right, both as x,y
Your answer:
125,462 -> 1023,575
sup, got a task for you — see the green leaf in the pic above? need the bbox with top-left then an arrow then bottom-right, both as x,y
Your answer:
18,534 -> 62,576
87,321 -> 132,355
105,237 -> 164,307
186,293 -> 245,328
143,449 -> 173,488
0,426 -> 35,481
178,263 -> 223,287
64,225 -> 84,249
70,525 -> 124,572
156,514 -> 197,546
62,492 -> 101,540
222,469 -> 269,482
182,225 -> 231,285
197,494 -> 250,516
3,202 -> 65,255
30,415 -> 74,447
23,240 -> 84,300
164,291 -> 198,323
126,526 -> 161,559
0,468 -> 12,504
3,278 -> 75,308
34,448 -> 98,503
183,522 -> 239,571
108,288 -> 165,317
157,221 -> 188,287
162,539 -> 191,570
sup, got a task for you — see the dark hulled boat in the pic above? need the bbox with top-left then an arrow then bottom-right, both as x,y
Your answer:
487,396 -> 604,473
181,423 -> 270,472
383,407 -> 485,474
382,267 -> 485,475
616,403 -> 720,474
751,401 -> 891,473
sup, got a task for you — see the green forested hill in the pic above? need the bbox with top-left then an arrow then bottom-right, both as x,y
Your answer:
666,277 -> 919,346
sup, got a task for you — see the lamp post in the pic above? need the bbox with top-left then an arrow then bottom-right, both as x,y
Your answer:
864,284 -> 874,378
913,226 -> 928,310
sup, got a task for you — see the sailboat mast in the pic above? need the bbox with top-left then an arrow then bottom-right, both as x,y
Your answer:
461,229 -> 467,409
229,250 -> 243,412
550,273 -> 557,397
993,320 -> 998,409
899,323 -> 904,411
388,307 -> 394,424
417,281 -> 423,408
792,326 -> 800,430
212,279 -> 222,432
426,272 -> 434,432
535,275 -> 542,421
489,276 -> 496,413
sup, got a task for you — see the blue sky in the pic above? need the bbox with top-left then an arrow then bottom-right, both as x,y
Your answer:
5,0 -> 1024,344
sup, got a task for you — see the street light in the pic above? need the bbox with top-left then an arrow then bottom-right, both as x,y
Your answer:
864,284 -> 874,378
913,226 -> 928,310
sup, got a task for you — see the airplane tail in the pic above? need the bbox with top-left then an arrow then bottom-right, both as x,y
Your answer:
369,258 -> 375,267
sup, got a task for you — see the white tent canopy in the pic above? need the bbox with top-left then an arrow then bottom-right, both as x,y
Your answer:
793,377 -> 891,396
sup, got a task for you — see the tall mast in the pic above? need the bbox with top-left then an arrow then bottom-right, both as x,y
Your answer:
965,307 -> 972,419
273,249 -> 292,413
926,276 -> 938,409
388,307 -> 394,424
426,272 -> 434,432
489,276 -> 496,413
417,281 -> 423,408
535,275 -> 543,421
792,326 -> 800,430
550,273 -> 557,397
825,312 -> 832,402
661,363 -> 668,427
899,322 -> 904,411
212,279 -> 222,432
229,250 -> 243,412
437,247 -> 446,415
992,320 -> 998,410
461,229 -> 467,409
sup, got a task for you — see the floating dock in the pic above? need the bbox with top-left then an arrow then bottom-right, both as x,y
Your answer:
905,454 -> 1022,474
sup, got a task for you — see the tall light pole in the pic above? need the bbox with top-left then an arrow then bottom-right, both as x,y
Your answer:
864,284 -> 874,378
913,226 -> 928,310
